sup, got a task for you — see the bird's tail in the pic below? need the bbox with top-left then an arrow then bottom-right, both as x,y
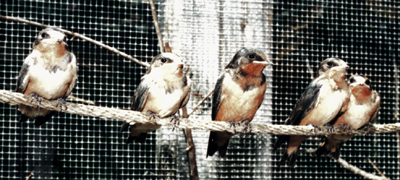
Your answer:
273,135 -> 289,152
206,131 -> 230,158
312,139 -> 343,159
19,114 -> 29,123
126,132 -> 148,144
311,142 -> 330,157
34,111 -> 55,126
279,149 -> 298,168
120,122 -> 129,132
135,133 -> 147,143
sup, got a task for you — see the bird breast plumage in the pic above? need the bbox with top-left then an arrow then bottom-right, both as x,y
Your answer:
142,75 -> 191,118
215,73 -> 266,121
24,60 -> 76,100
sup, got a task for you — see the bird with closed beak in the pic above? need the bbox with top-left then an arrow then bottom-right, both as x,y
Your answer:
121,53 -> 191,144
207,47 -> 273,158
16,28 -> 78,126
312,75 -> 380,159
273,58 -> 350,167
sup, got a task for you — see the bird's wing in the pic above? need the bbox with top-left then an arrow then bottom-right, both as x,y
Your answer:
211,73 -> 225,121
285,80 -> 323,125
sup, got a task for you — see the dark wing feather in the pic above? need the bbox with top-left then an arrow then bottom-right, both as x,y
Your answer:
131,78 -> 150,111
62,52 -> 78,99
15,63 -> 30,93
211,73 -> 225,121
273,79 -> 323,152
285,80 -> 323,125
121,78 -> 150,132
178,76 -> 191,108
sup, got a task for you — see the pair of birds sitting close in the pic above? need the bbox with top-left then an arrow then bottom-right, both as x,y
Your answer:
16,28 -> 380,167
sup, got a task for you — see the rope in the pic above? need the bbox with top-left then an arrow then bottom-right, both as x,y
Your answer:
1,90 -> 399,135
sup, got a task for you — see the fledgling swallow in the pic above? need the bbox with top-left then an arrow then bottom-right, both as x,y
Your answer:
206,48 -> 273,158
273,58 -> 350,167
312,75 -> 380,159
16,28 -> 78,126
120,53 -> 191,144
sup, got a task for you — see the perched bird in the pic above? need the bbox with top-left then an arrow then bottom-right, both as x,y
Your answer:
312,75 -> 380,159
16,28 -> 78,126
121,53 -> 191,144
273,58 -> 350,167
206,48 -> 273,158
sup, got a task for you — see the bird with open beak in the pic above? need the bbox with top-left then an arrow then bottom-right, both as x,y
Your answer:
312,75 -> 380,159
273,58 -> 350,167
207,47 -> 273,157
16,28 -> 78,126
121,53 -> 191,143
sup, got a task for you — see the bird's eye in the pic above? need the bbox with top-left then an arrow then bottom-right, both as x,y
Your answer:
365,79 -> 371,86
327,61 -> 333,67
349,78 -> 355,83
161,58 -> 167,63
41,32 -> 49,39
249,54 -> 255,59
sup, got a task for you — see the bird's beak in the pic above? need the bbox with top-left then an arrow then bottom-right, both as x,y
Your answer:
57,39 -> 66,45
253,61 -> 274,66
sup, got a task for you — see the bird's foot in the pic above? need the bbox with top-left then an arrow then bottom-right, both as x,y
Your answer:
227,120 -> 237,134
306,123 -> 320,135
170,115 -> 180,131
147,111 -> 160,125
324,123 -> 334,135
338,123 -> 352,134
362,123 -> 372,135
30,93 -> 41,108
242,119 -> 252,133
56,98 -> 68,111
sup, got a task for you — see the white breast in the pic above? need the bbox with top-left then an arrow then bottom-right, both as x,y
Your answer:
26,61 -> 76,99
143,75 -> 191,118
302,81 -> 350,125
216,73 -> 266,121
342,95 -> 376,129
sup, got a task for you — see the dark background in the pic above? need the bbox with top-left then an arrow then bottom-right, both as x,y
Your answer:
0,0 -> 399,179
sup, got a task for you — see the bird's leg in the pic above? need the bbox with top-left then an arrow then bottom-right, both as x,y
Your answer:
306,123 -> 320,135
338,123 -> 352,134
324,123 -> 334,135
361,123 -> 372,135
226,120 -> 237,134
30,93 -> 41,108
147,111 -> 160,125
56,98 -> 68,111
170,115 -> 180,131
242,119 -> 252,133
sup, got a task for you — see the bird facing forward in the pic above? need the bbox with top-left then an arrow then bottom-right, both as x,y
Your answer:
312,75 -> 380,159
16,28 -> 78,126
207,47 -> 273,158
273,58 -> 350,167
121,53 -> 191,144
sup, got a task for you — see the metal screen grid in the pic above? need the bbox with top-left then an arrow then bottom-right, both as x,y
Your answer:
0,0 -> 399,180
271,1 -> 399,179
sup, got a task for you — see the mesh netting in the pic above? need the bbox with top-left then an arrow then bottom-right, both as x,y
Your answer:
0,0 -> 399,179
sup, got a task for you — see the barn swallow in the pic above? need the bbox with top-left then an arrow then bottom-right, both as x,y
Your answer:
206,48 -> 273,158
120,53 -> 191,144
312,75 -> 380,159
16,28 -> 78,126
273,58 -> 350,167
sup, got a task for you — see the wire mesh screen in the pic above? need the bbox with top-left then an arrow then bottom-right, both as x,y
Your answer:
0,0 -> 399,180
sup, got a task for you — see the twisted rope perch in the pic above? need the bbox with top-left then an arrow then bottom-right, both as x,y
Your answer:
1,89 -> 399,135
